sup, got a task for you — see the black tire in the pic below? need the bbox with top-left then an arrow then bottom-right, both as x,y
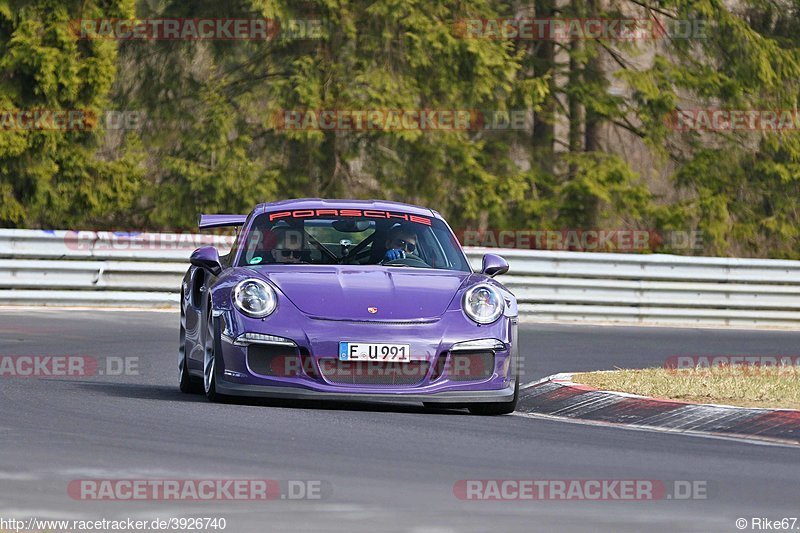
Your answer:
179,354 -> 202,394
203,311 -> 222,402
468,379 -> 519,416
179,297 -> 202,394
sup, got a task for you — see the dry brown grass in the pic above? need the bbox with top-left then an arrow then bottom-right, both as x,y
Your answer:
571,366 -> 800,410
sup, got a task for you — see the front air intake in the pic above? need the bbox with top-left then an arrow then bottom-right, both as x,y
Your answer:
317,360 -> 430,386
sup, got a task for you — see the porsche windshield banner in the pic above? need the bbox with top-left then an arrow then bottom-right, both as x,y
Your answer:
267,209 -> 432,225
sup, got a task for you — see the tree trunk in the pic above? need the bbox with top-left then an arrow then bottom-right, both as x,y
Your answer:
531,0 -> 556,175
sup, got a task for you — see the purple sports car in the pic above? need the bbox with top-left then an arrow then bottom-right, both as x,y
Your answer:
179,199 -> 519,415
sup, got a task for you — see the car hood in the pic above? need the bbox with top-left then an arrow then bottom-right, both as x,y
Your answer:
252,265 -> 471,320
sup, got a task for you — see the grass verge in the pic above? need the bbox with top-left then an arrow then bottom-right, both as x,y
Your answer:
571,367 -> 800,410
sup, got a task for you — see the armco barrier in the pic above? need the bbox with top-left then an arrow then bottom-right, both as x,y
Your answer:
1,229 -> 799,327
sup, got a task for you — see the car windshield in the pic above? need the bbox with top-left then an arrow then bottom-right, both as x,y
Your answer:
237,211 -> 470,272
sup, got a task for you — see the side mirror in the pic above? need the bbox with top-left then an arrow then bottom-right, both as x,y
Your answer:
481,253 -> 509,278
190,246 -> 223,276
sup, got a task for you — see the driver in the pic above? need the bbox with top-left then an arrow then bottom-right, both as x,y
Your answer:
272,229 -> 307,264
383,225 -> 419,261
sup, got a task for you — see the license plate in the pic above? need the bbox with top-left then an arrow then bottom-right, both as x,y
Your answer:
338,342 -> 411,362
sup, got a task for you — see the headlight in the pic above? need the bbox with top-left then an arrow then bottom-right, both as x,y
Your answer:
233,279 -> 277,318
462,284 -> 504,324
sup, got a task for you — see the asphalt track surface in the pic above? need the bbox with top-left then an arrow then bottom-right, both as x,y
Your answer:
1,309 -> 800,533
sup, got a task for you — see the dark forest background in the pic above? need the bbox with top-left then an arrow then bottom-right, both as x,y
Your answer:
1,0 -> 799,257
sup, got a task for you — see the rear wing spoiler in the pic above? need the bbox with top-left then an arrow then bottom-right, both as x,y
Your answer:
198,214 -> 247,229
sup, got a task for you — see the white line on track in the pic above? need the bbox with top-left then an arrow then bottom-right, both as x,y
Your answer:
511,410 -> 800,448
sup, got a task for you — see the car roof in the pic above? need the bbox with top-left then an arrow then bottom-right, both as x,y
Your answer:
254,198 -> 442,219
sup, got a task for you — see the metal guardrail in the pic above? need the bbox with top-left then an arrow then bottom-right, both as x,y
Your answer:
1,229 -> 799,327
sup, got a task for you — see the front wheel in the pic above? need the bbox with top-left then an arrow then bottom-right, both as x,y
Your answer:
468,379 -> 518,416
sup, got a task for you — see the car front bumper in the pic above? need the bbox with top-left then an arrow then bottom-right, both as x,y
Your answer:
213,307 -> 519,400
